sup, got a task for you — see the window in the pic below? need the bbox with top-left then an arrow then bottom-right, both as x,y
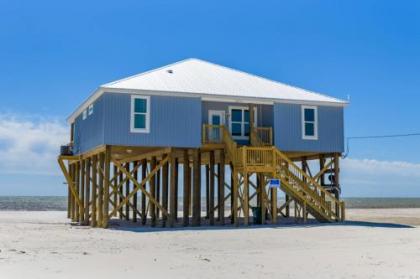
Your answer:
130,95 -> 150,133
82,109 -> 87,120
88,104 -> 94,115
302,106 -> 318,140
229,106 -> 257,139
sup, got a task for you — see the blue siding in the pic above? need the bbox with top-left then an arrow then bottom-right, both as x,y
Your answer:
274,103 -> 344,153
73,93 -> 343,155
73,96 -> 105,154
103,93 -> 202,148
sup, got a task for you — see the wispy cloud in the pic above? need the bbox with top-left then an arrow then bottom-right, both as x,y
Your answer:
342,158 -> 420,178
0,113 -> 68,176
341,158 -> 420,196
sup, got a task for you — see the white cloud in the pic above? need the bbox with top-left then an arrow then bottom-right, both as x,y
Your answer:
342,158 -> 420,178
341,158 -> 420,196
0,113 -> 68,176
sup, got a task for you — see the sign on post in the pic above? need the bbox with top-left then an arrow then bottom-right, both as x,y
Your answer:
269,178 -> 280,188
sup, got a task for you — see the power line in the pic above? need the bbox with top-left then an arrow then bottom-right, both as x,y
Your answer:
344,132 -> 420,158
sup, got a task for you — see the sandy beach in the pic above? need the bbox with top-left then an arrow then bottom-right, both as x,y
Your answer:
0,209 -> 420,279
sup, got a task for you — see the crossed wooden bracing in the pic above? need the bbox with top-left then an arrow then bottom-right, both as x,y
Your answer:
59,138 -> 343,228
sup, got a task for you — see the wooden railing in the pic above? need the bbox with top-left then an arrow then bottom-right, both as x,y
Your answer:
202,124 -> 224,144
239,145 -> 344,221
250,127 -> 273,146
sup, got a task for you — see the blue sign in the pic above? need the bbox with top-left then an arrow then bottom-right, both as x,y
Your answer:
269,179 -> 280,188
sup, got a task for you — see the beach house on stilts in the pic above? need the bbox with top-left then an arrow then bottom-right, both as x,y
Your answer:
58,58 -> 348,228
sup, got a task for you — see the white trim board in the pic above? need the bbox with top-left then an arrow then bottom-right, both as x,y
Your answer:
301,105 -> 318,140
130,95 -> 151,133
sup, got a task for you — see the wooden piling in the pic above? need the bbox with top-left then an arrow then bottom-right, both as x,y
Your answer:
217,150 -> 225,225
118,168 -> 123,219
271,186 -> 277,224
169,155 -> 177,227
80,159 -> 85,224
141,158 -> 147,225
125,163 -> 130,221
98,153 -> 104,227
102,146 -> 111,228
183,150 -> 191,226
156,168 -> 161,219
162,157 -> 169,226
84,158 -> 91,225
205,164 -> 210,219
150,156 -> 157,227
113,165 -> 118,217
192,149 -> 201,226
232,169 -> 238,226
133,161 -> 138,222
243,172 -> 249,225
209,151 -> 215,225
174,158 -> 179,222
91,155 -> 98,227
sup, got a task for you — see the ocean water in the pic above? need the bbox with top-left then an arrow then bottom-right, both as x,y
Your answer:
0,196 -> 419,211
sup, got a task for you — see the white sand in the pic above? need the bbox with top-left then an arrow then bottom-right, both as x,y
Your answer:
1,210 -> 420,279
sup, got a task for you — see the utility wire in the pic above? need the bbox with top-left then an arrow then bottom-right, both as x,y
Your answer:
344,132 -> 420,158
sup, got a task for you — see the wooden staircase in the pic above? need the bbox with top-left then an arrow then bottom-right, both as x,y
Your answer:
203,124 -> 345,223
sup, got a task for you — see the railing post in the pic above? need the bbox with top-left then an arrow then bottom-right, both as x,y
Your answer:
242,147 -> 247,167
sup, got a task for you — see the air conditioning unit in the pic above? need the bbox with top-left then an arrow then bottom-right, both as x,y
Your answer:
60,145 -> 73,156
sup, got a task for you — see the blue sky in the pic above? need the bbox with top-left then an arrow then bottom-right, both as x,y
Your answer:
0,0 -> 419,196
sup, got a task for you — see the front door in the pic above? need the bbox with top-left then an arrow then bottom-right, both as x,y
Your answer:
208,110 -> 225,142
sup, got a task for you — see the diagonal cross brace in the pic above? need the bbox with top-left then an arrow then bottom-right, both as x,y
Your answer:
110,157 -> 169,218
58,157 -> 84,211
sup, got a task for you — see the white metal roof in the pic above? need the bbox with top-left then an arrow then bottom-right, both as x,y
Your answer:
68,58 -> 347,123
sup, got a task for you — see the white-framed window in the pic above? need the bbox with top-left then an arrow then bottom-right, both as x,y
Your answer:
130,95 -> 150,133
302,105 -> 318,140
82,109 -> 87,120
88,104 -> 94,115
228,106 -> 257,140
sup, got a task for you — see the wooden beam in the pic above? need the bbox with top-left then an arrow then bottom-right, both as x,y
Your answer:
232,169 -> 238,226
80,159 -> 85,224
271,186 -> 277,224
91,155 -> 98,227
57,158 -> 83,220
243,172 -> 249,225
98,153 -> 104,227
183,150 -> 191,226
209,151 -> 215,225
84,158 -> 91,225
205,164 -> 210,219
150,156 -> 157,227
110,157 -> 169,219
113,165 -> 118,217
133,161 -> 138,222
156,168 -> 161,220
102,146 -> 111,228
169,155 -> 177,227
162,156 -> 169,227
174,158 -> 179,222
141,159 -> 147,225
67,164 -> 72,219
192,149 -> 201,226
118,147 -> 172,164
230,163 -> 234,224
217,150 -> 225,225
118,169 -> 123,219
125,163 -> 130,221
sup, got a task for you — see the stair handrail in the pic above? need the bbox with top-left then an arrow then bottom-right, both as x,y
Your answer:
273,147 -> 343,219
